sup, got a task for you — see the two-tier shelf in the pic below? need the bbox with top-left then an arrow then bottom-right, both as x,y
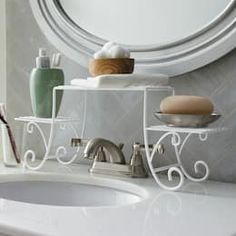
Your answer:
16,85 -> 223,191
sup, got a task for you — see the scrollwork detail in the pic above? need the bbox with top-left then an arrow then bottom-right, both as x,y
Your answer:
54,123 -> 82,165
23,149 -> 49,170
26,122 -> 47,149
147,131 -> 184,191
174,133 -> 210,182
23,122 -> 50,170
199,132 -> 208,141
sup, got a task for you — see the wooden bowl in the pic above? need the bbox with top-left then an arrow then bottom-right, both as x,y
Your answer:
89,58 -> 134,76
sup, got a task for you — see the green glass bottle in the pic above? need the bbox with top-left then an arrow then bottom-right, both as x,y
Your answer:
30,49 -> 64,118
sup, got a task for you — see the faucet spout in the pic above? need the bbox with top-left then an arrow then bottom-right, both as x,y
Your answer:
84,138 -> 126,164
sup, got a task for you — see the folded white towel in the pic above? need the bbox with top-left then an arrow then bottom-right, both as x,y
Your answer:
70,74 -> 169,88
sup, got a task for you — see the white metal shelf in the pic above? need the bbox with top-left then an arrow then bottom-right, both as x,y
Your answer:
15,116 -> 80,124
15,85 -> 173,171
55,85 -> 173,92
146,125 -> 225,134
15,85 -> 224,192
143,87 -> 225,191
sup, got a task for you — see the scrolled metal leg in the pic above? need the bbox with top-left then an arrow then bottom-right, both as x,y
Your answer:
55,123 -> 80,165
146,131 -> 184,191
23,121 -> 53,170
55,91 -> 88,165
174,132 -> 210,182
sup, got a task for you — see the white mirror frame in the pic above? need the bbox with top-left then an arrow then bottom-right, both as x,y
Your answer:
30,0 -> 236,76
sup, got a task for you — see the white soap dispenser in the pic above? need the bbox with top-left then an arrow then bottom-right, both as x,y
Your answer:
30,48 -> 64,118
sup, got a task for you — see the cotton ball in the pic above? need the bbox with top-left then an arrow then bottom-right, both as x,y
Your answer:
102,41 -> 117,51
93,50 -> 109,59
109,45 -> 127,58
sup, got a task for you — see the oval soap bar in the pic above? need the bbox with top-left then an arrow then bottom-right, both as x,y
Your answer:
160,96 -> 214,115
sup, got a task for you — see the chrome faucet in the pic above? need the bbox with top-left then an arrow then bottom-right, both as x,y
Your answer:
71,138 -> 164,178
83,138 -> 126,164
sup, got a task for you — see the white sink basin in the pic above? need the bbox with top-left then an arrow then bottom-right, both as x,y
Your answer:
0,180 -> 144,207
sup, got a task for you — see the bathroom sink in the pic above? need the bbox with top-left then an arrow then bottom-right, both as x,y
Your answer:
0,180 -> 144,207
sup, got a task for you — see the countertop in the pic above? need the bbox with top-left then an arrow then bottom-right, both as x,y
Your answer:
0,162 -> 235,236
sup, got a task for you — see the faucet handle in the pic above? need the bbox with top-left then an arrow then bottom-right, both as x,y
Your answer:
129,142 -> 165,178
129,143 -> 148,178
138,143 -> 165,155
71,138 -> 89,147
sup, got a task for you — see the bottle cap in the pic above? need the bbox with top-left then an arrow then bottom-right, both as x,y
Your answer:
39,48 -> 47,57
36,48 -> 50,68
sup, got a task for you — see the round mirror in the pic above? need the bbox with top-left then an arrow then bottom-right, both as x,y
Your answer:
30,0 -> 236,76
59,0 -> 231,46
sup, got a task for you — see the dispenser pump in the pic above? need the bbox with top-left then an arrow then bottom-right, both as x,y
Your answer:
36,48 -> 50,69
